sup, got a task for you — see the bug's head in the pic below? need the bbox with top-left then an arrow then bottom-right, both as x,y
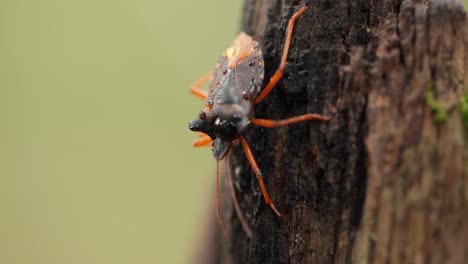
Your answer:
188,102 -> 249,160
189,103 -> 248,140
188,100 -> 215,139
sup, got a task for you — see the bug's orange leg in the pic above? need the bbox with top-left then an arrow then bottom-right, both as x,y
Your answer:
250,113 -> 330,128
216,161 -> 227,238
226,155 -> 253,239
192,133 -> 212,147
240,136 -> 282,217
190,71 -> 213,100
254,6 -> 308,105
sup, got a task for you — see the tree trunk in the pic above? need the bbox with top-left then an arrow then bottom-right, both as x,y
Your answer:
196,0 -> 468,263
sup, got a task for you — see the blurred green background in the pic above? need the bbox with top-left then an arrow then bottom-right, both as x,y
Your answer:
1,0 -> 241,263
2,1 -> 468,264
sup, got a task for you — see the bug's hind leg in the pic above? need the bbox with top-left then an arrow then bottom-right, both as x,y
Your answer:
190,71 -> 212,100
240,136 -> 281,217
250,113 -> 330,128
254,6 -> 308,105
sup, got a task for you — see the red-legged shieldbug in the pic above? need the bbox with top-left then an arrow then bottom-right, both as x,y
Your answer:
188,5 -> 329,238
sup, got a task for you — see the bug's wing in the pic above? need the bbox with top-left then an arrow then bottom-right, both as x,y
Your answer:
233,41 -> 265,103
233,42 -> 264,118
207,33 -> 252,97
208,57 -> 229,95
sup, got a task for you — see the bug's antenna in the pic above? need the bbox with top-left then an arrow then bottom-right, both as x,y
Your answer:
226,155 -> 254,239
216,161 -> 227,238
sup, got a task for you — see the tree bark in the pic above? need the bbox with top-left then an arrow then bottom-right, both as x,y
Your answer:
197,0 -> 468,263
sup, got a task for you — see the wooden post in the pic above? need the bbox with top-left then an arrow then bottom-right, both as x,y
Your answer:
197,1 -> 468,263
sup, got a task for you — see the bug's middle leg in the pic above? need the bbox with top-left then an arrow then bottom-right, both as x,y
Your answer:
250,113 -> 330,128
254,6 -> 308,105
240,136 -> 281,217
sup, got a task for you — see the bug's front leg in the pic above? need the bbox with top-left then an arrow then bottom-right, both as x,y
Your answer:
190,71 -> 213,100
192,133 -> 212,147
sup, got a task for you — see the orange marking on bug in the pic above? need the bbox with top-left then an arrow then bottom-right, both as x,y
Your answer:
204,100 -> 214,111
225,32 -> 255,69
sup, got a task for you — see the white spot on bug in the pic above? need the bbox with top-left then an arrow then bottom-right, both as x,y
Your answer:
234,166 -> 241,177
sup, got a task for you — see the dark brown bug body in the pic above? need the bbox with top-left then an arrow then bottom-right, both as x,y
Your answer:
188,33 -> 265,160
188,6 -> 329,238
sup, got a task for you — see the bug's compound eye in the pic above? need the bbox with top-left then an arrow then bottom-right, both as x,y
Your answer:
214,117 -> 238,141
198,111 -> 207,120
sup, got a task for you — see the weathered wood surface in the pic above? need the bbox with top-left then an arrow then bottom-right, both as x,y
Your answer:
196,1 -> 468,263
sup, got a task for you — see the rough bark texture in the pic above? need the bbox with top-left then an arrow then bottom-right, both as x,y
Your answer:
198,0 -> 468,263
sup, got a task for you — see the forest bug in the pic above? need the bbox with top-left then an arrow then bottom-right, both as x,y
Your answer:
188,5 -> 329,238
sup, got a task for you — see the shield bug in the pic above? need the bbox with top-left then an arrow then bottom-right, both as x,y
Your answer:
188,5 -> 329,238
